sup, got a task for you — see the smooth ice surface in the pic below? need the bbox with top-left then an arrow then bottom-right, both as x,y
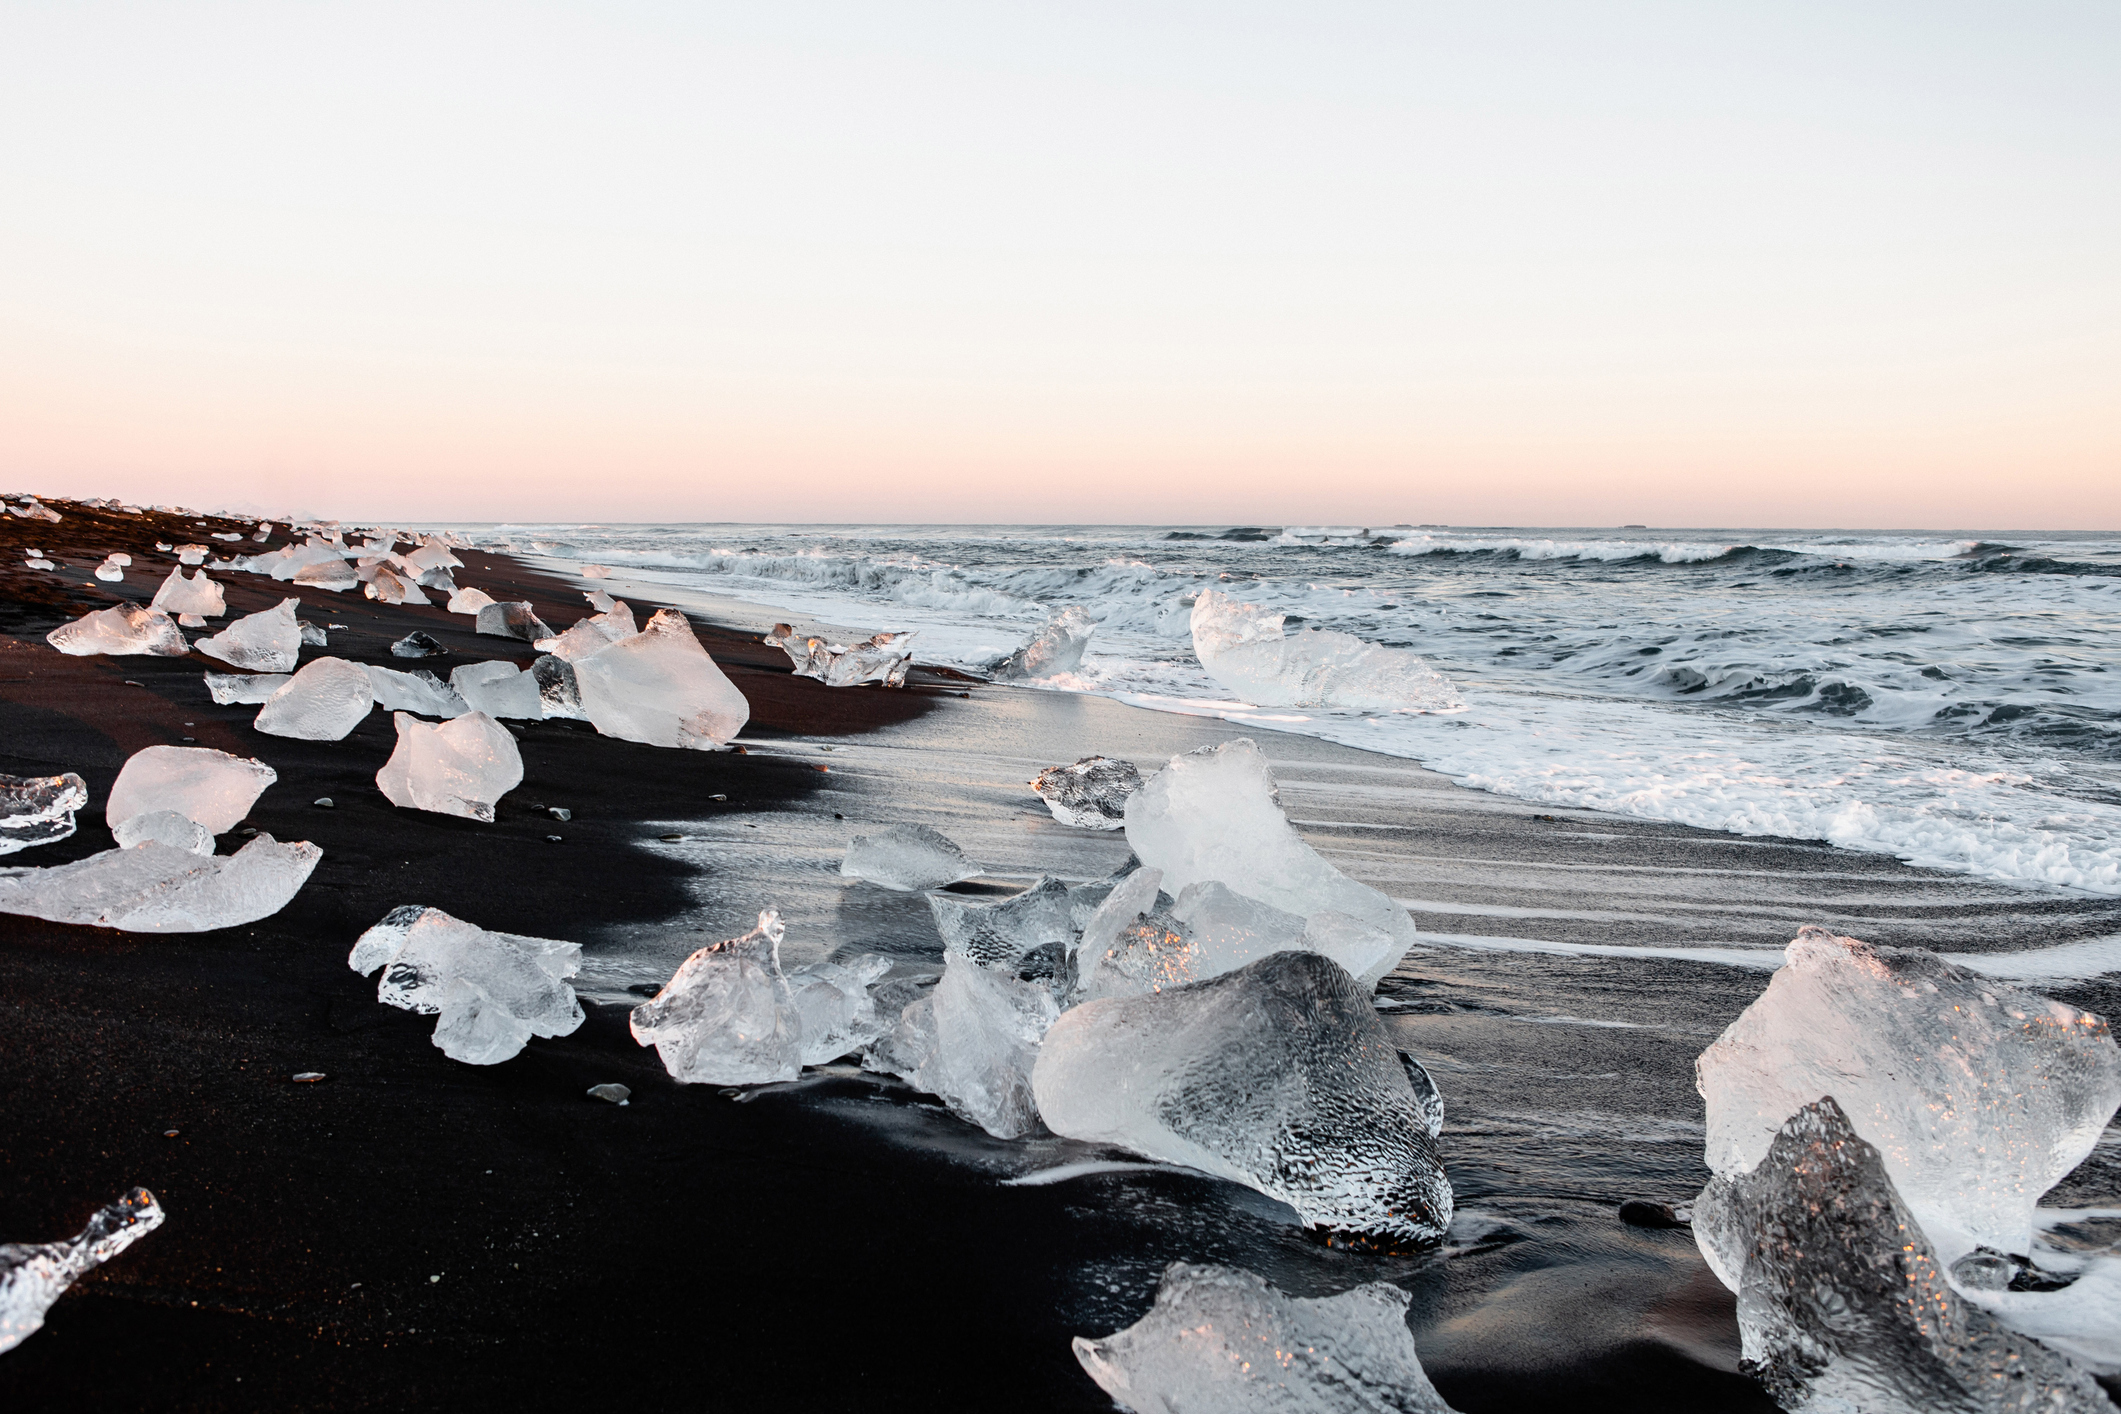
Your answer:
1696,927 -> 2121,1266
194,597 -> 303,673
375,712 -> 523,823
204,671 -> 291,705
787,953 -> 893,1065
1035,951 -> 1454,1244
254,657 -> 374,740
1074,1262 -> 1458,1414
476,600 -> 554,641
449,660 -> 542,720
927,875 -> 1075,969
0,835 -> 322,931
150,566 -> 226,619
992,606 -> 1095,680
0,1188 -> 165,1355
0,773 -> 88,855
448,586 -> 497,616
107,744 -> 276,834
1031,756 -> 1142,830
1075,878 -> 1337,1004
45,603 -> 188,657
1124,739 -> 1417,989
572,609 -> 749,749
867,950 -> 1060,1139
110,810 -> 214,855
364,664 -> 469,717
1693,1098 -> 2110,1414
174,544 -> 208,566
350,905 -> 582,1065
1191,588 -> 1463,712
93,558 -> 123,582
841,823 -> 981,891
534,602 -> 636,661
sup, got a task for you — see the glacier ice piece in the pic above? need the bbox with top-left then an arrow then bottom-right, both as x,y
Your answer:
475,601 -> 554,641
195,597 -> 303,673
298,620 -> 327,646
150,565 -> 225,618
1031,755 -> 1141,830
927,875 -> 1075,970
584,588 -> 617,613
1074,1262 -> 1458,1414
350,905 -> 583,1065
390,631 -> 444,658
400,539 -> 461,574
1191,588 -> 1463,712
1035,950 -> 1453,1245
292,557 -> 358,591
841,823 -> 981,891
204,670 -> 290,705
45,602 -> 188,657
587,1082 -> 629,1104
580,563 -> 611,578
0,834 -> 322,931
93,557 -> 124,582
448,586 -> 497,616
449,660 -> 542,720
572,608 -> 749,749
104,553 -> 131,566
1125,739 -> 1415,989
1693,1097 -> 2109,1414
531,655 -> 586,720
788,952 -> 894,1065
254,657 -> 374,740
765,624 -> 917,687
1695,926 -> 2121,1267
363,664 -> 468,717
107,744 -> 276,835
24,557 -> 54,570
535,601 -> 637,661
375,711 -> 523,822
363,563 -> 428,605
110,809 -> 214,855
867,950 -> 1060,1138
991,606 -> 1094,680
631,910 -> 802,1084
0,773 -> 89,855
174,544 -> 208,565
264,540 -> 348,581
1072,878 -> 1359,1004
0,1188 -> 165,1355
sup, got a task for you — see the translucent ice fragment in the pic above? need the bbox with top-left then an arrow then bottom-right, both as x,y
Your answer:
0,834 -> 322,931
991,606 -> 1094,680
174,544 -> 208,565
927,875 -> 1075,970
1034,951 -> 1453,1244
110,810 -> 214,855
104,553 -> 131,566
0,1188 -> 165,1355
1030,755 -> 1141,829
107,744 -> 276,835
1074,1262 -> 1458,1414
584,588 -> 617,612
195,596 -> 303,673
867,950 -> 1060,1139
267,540 -> 347,581
841,824 -> 981,891
24,558 -> 53,571
788,953 -> 894,1065
448,660 -> 542,720
399,539 -> 461,575
363,664 -> 468,717
572,608 -> 749,749
45,602 -> 188,657
534,602 -> 637,661
531,655 -> 586,720
150,566 -> 225,618
1190,588 -> 1463,712
390,631 -> 444,658
363,564 -> 428,605
93,558 -> 124,582
475,601 -> 554,641
448,586 -> 497,616
298,620 -> 327,647
375,711 -> 523,822
580,563 -> 611,578
1073,878 -> 1348,1004
204,670 -> 290,705
292,558 -> 358,591
0,773 -> 89,855
630,910 -> 802,1084
253,657 -> 374,740
350,905 -> 582,1065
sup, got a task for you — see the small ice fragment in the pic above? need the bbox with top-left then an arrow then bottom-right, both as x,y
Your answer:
841,824 -> 980,891
571,608 -> 749,749
580,564 -> 611,578
1073,1262 -> 1459,1414
391,631 -> 444,658
110,809 -> 215,855
292,558 -> 359,592
254,657 -> 374,740
763,625 -> 916,687
926,875 -> 1075,970
176,613 -> 206,628
363,664 -> 468,717
447,586 -> 498,616
105,553 -> 132,567
314,798 -> 333,808
531,655 -> 586,720
349,905 -> 583,1065
195,597 -> 304,673
587,1083 -> 629,1104
174,545 -> 208,565
0,1188 -> 165,1355
0,773 -> 89,854
204,670 -> 291,705
448,660 -> 542,720
584,588 -> 616,612
990,606 -> 1094,680
107,744 -> 276,835
363,564 -> 428,605
253,525 -> 273,541
399,539 -> 461,575
375,711 -> 523,823
630,910 -> 803,1084
1030,755 -> 1142,830
865,950 -> 1058,1138
45,603 -> 188,657
93,558 -> 124,582
298,620 -> 327,647
291,1071 -> 324,1082
150,566 -> 225,619
534,601 -> 637,661
547,807 -> 570,821
475,601 -> 554,641
1191,587 -> 1463,711
24,558 -> 54,571
0,835 -> 322,931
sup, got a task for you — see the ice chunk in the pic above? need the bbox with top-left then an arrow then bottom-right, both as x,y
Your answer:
1031,755 -> 1142,830
867,950 -> 1060,1138
24,558 -> 54,571
1073,878 -> 1355,1004
93,557 -> 124,582
110,809 -> 214,855
991,606 -> 1094,680
0,773 -> 88,854
448,586 -> 497,616
194,596 -> 303,673
572,608 -> 749,749
475,600 -> 554,641
204,670 -> 290,705
265,540 -> 347,581
400,539 -> 461,574
1074,1262 -> 1458,1414
630,910 -> 802,1083
45,602 -> 188,657
449,660 -> 542,719
764,624 -> 916,687
390,631 -> 444,658
531,655 -> 586,720
299,620 -> 327,646
1191,588 -> 1463,711
292,557 -> 359,591
1125,739 -> 1416,989
841,823 -> 981,891
788,953 -> 894,1065
581,563 -> 611,578
927,875 -> 1076,971
364,564 -> 429,605
1693,1097 -> 2109,1414
174,544 -> 208,565
8,497 -> 62,523
0,834 -> 322,931
584,587 -> 617,612
363,664 -> 468,717
107,744 -> 276,835
534,602 -> 637,662
105,553 -> 132,566
0,1188 -> 165,1355
1035,951 -> 1453,1245
375,712 -> 522,823
150,566 -> 225,618
253,657 -> 374,740
1695,927 -> 2121,1267
350,905 -> 582,1065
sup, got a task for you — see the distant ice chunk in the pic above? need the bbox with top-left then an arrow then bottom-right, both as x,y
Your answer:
291,558 -> 358,592
363,664 -> 468,717
449,660 -> 542,720
204,670 -> 290,705
0,834 -> 322,931
580,563 -> 611,578
45,602 -> 188,657
0,1188 -> 165,1355
107,744 -> 276,835
1030,755 -> 1142,830
350,905 -> 582,1065
1074,1262 -> 1458,1414
448,586 -> 497,616
24,558 -> 54,571
93,557 -> 124,582
399,539 -> 461,575
0,773 -> 89,855
928,875 -> 1076,971
841,824 -> 980,891
174,544 -> 208,566
150,566 -> 226,619
375,711 -> 522,823
534,602 -> 637,662
765,624 -> 916,687
991,606 -> 1094,680
390,631 -> 444,658
253,657 -> 374,740
475,601 -> 554,641
363,564 -> 428,605
1035,951 -> 1453,1244
572,608 -> 749,749
1191,588 -> 1463,712
867,950 -> 1060,1139
584,588 -> 617,613
110,809 -> 214,855
195,596 -> 304,673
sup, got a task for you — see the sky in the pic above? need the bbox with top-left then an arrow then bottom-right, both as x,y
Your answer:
1,2 -> 2116,528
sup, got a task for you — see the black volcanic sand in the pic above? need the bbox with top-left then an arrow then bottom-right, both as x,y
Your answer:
1,502 -> 2114,1412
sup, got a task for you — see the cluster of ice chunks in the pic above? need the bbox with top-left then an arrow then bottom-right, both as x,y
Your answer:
476,601 -> 553,641
449,661 -> 542,719
1034,950 -> 1454,1245
448,586 -> 497,616
349,906 -> 583,1065
1074,1262 -> 1459,1414
990,606 -> 1095,680
0,834 -> 321,931
205,671 -> 290,705
841,824 -> 982,891
764,624 -> 916,687
571,609 -> 750,749
46,603 -> 188,657
0,1188 -> 166,1355
254,657 -> 374,740
1030,755 -> 1142,829
107,745 -> 275,851
375,712 -> 522,822
866,948 -> 1061,1139
1190,588 -> 1463,712
0,773 -> 89,854
195,597 -> 303,673
363,664 -> 468,717
536,602 -> 637,661
149,566 -> 226,625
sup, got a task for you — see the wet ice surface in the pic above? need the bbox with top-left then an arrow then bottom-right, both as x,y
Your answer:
195,597 -> 303,672
375,711 -> 523,823
0,773 -> 88,855
0,1188 -> 165,1354
350,905 -> 583,1065
253,657 -> 373,740
0,835 -> 321,931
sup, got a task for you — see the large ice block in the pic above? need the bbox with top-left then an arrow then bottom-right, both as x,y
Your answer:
475,601 -> 554,641
1191,588 -> 1463,712
150,566 -> 226,619
1074,1262 -> 1458,1414
0,835 -> 322,931
0,1188 -> 165,1355
45,603 -> 188,657
1124,739 -> 1416,989
534,602 -> 637,662
867,950 -> 1060,1139
400,539 -> 461,574
253,657 -> 374,740
107,744 -> 276,835
364,664 -> 469,717
195,596 -> 303,673
841,823 -> 981,891
1035,951 -> 1453,1244
991,606 -> 1094,680
630,910 -> 803,1084
1030,755 -> 1142,830
572,609 -> 749,749
0,773 -> 88,855
375,712 -> 523,822
927,875 -> 1075,970
350,905 -> 583,1064
449,660 -> 542,719
204,670 -> 291,705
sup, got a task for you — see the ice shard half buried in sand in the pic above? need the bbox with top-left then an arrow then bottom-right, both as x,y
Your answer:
0,1188 -> 166,1355
1190,587 -> 1463,712
571,608 -> 749,749
1029,755 -> 1142,830
349,905 -> 584,1065
375,711 -> 523,823
0,773 -> 89,855
194,596 -> 303,673
840,823 -> 981,891
44,602 -> 188,657
0,835 -> 322,932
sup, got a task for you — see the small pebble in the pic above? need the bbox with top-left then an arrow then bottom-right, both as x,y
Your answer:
546,835 -> 563,843
291,1072 -> 327,1083
163,1129 -> 180,1138
548,807 -> 571,821
314,797 -> 334,808
708,793 -> 727,802
430,1274 -> 441,1284
587,1083 -> 631,1106
181,737 -> 195,743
